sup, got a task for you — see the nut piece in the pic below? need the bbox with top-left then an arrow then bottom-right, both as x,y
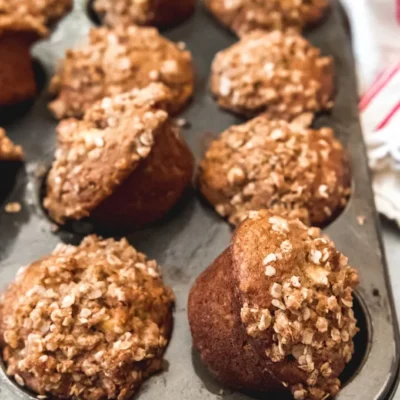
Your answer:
0,235 -> 174,400
198,116 -> 350,227
94,0 -> 196,28
49,26 -> 195,119
203,0 -> 329,37
210,30 -> 334,119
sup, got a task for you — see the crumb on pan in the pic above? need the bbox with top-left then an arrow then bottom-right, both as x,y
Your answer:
0,128 -> 23,161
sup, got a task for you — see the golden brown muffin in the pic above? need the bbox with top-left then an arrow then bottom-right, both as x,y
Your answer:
0,0 -> 72,107
49,26 -> 195,119
188,210 -> 360,400
204,0 -> 329,37
0,128 -> 23,161
44,83 -> 194,229
94,0 -> 196,28
198,115 -> 350,227
0,235 -> 174,400
210,30 -> 334,119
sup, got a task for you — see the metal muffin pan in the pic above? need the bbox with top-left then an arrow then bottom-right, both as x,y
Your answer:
0,0 -> 399,399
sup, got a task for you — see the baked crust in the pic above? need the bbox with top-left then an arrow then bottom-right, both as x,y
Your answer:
49,26 -> 195,119
0,128 -> 23,161
198,115 -> 350,226
0,0 -> 72,37
188,210 -> 359,400
204,0 -> 329,37
0,235 -> 174,400
94,0 -> 196,28
210,30 -> 334,119
44,83 -> 194,228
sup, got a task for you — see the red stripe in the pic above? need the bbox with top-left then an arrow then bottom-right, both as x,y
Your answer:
375,100 -> 400,131
397,0 -> 400,24
360,64 -> 400,111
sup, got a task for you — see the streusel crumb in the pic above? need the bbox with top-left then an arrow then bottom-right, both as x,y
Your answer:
210,30 -> 334,119
49,26 -> 195,119
204,0 -> 329,37
199,116 -> 350,227
0,235 -> 174,400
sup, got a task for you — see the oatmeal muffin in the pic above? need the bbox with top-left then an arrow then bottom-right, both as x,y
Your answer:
198,115 -> 350,227
188,210 -> 360,400
210,30 -> 334,119
0,129 -> 23,161
44,83 -> 194,229
0,235 -> 174,400
49,26 -> 195,119
94,0 -> 196,28
204,0 -> 330,37
0,0 -> 72,107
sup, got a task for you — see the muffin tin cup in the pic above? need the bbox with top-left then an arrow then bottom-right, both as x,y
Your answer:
0,0 -> 399,399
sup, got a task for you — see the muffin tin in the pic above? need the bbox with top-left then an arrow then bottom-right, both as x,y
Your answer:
0,0 -> 399,399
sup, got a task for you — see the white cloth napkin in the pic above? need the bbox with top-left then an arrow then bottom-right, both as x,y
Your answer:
341,0 -> 400,226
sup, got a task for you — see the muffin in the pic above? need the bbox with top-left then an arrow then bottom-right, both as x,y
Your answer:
210,30 -> 334,119
0,128 -> 23,161
44,83 -> 194,229
49,26 -> 195,119
198,116 -> 350,227
188,210 -> 360,400
204,0 -> 330,37
0,235 -> 174,400
0,0 -> 72,107
94,0 -> 196,28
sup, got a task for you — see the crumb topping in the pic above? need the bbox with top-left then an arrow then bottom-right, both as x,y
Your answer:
233,210 -> 359,400
199,116 -> 350,226
0,0 -> 71,36
94,0 -> 155,26
210,30 -> 334,119
0,128 -> 23,161
44,83 -> 172,224
204,0 -> 329,37
49,26 -> 194,119
0,235 -> 174,400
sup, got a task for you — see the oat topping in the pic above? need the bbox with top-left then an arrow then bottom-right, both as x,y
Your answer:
204,0 -> 329,37
199,116 -> 350,227
233,210 -> 359,400
49,26 -> 195,119
0,129 -> 23,161
0,0 -> 71,36
210,30 -> 334,119
0,235 -> 174,400
44,83 -> 172,224
94,0 -> 195,28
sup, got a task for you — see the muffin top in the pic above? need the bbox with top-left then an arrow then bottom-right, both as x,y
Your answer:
204,0 -> 329,37
0,0 -> 72,37
210,30 -> 334,119
49,26 -> 195,119
0,235 -> 174,400
0,129 -> 23,161
233,210 -> 359,399
44,83 -> 173,224
199,115 -> 350,226
94,0 -> 195,28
